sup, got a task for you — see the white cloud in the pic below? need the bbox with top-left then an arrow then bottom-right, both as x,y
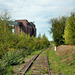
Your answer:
0,0 -> 75,41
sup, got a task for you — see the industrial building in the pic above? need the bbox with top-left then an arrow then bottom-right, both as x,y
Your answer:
15,19 -> 36,37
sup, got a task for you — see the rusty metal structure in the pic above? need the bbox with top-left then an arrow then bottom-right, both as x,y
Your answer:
15,20 -> 36,37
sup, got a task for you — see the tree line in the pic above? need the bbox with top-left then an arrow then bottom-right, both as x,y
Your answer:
0,11 -> 50,74
49,12 -> 75,46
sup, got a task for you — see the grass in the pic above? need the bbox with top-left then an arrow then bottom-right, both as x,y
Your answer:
25,49 -> 48,75
5,66 -> 14,75
49,48 -> 75,75
39,49 -> 48,74
41,67 -> 48,74
26,50 -> 42,59
0,66 -> 14,75
24,50 -> 43,75
25,70 -> 32,75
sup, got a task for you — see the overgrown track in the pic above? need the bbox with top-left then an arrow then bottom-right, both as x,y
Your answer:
23,49 -> 45,75
47,49 -> 51,75
22,48 -> 50,75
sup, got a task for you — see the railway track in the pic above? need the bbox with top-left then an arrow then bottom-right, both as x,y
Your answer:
17,48 -> 51,75
47,48 -> 51,75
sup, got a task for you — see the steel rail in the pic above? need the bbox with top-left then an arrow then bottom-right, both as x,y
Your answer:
23,49 -> 46,75
47,48 -> 51,75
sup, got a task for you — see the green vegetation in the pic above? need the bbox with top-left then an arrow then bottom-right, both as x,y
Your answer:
25,49 -> 48,75
64,13 -> 75,45
49,12 -> 75,46
49,16 -> 67,46
0,11 -> 12,58
49,47 -> 75,75
27,50 -> 41,59
25,70 -> 32,75
0,11 -> 50,75
41,67 -> 48,74
49,11 -> 75,74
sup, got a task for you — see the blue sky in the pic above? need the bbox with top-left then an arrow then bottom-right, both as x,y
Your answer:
0,0 -> 75,41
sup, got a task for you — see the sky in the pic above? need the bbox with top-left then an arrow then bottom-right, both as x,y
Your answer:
0,0 -> 75,41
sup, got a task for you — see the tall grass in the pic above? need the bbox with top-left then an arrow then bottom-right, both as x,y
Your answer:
49,48 -> 75,75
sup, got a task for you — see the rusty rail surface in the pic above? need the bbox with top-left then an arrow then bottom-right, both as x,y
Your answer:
47,49 -> 51,75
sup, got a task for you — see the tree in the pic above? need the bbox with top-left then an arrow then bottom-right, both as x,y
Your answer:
64,12 -> 75,45
0,11 -> 13,57
37,33 -> 41,40
49,16 -> 67,46
41,34 -> 50,48
0,11 -> 13,31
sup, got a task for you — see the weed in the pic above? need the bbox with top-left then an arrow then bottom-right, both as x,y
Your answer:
0,66 -> 14,75
25,70 -> 31,75
41,67 -> 48,74
63,55 -> 69,58
48,48 -> 75,75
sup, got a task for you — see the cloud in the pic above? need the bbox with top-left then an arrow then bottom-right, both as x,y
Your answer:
0,0 -> 75,41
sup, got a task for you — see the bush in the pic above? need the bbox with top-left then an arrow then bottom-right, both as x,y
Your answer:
2,50 -> 24,66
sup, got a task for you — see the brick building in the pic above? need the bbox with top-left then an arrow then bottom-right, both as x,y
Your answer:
15,19 -> 36,37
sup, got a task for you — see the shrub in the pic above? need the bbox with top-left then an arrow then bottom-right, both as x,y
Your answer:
2,50 -> 24,66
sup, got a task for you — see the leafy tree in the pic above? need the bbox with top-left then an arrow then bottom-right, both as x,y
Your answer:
37,33 -> 41,40
41,34 -> 50,48
49,16 -> 67,46
0,11 -> 12,57
64,12 -> 75,44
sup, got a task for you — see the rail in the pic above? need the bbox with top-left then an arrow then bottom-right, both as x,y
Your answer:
19,48 -> 51,75
47,48 -> 51,75
23,49 -> 45,75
